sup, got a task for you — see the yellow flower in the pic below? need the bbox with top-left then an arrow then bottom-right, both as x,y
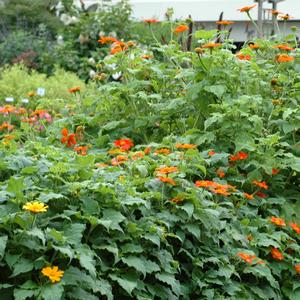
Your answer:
23,201 -> 48,213
41,266 -> 64,283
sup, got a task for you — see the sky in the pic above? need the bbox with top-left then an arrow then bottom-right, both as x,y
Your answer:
124,0 -> 299,21
83,0 -> 300,21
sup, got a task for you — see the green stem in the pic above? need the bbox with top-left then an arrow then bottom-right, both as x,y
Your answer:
247,12 -> 262,38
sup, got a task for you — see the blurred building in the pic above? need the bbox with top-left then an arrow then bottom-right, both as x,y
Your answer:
77,0 -> 300,41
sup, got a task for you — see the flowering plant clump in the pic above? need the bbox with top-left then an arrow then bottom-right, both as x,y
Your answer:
0,5 -> 299,300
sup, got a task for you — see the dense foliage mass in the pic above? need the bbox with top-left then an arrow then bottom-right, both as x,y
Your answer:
0,4 -> 300,300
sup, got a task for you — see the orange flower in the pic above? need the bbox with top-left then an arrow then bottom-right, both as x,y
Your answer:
294,265 -> 300,275
249,44 -> 260,50
61,128 -> 77,148
144,19 -> 159,24
238,4 -> 256,13
202,42 -> 222,49
157,176 -> 176,186
276,53 -> 294,63
98,36 -> 118,44
230,151 -> 248,162
68,86 -> 81,93
0,122 -> 14,131
252,180 -> 268,190
95,163 -> 108,168
279,14 -> 292,20
74,145 -> 88,156
237,252 -> 256,264
0,105 -> 16,114
170,196 -> 184,204
195,180 -> 234,196
273,44 -> 294,51
144,146 -> 152,155
41,266 -> 64,283
271,248 -> 283,260
27,91 -> 36,97
175,143 -> 197,149
216,20 -> 234,26
174,25 -> 189,34
244,193 -> 254,200
236,53 -> 251,61
114,139 -> 134,151
270,216 -> 286,227
290,222 -> 300,234
155,166 -> 179,175
155,148 -> 171,155
272,168 -> 279,175
208,150 -> 216,156
132,151 -> 145,160
142,55 -> 153,60
216,168 -> 225,178
111,155 -> 128,166
271,10 -> 281,16
256,191 -> 267,198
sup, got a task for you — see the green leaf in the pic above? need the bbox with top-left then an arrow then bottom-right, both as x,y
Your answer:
180,202 -> 194,218
109,272 -> 138,295
7,176 -> 24,201
14,289 -> 36,300
195,29 -> 218,39
40,283 -> 64,300
11,258 -> 33,277
77,246 -> 96,277
155,272 -> 181,296
0,235 -> 8,259
63,223 -> 86,245
100,209 -> 125,231
121,256 -> 146,277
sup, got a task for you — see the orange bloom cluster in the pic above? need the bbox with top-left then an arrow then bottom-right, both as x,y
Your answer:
142,55 -> 153,60
195,180 -> 235,196
256,191 -> 267,198
280,14 -> 292,20
144,146 -> 152,155
249,44 -> 260,50
276,54 -> 294,63
144,19 -> 159,24
174,25 -> 189,33
154,148 -> 171,155
110,41 -> 128,55
74,145 -> 88,156
229,151 -> 248,162
170,196 -> 185,204
69,86 -> 81,93
0,122 -> 14,131
155,166 -> 179,174
98,36 -> 119,44
271,10 -> 281,16
61,128 -> 77,148
273,44 -> 294,51
175,143 -> 197,149
111,155 -> 129,166
238,4 -> 256,13
272,168 -> 280,175
28,91 -> 36,97
114,139 -> 134,151
270,216 -> 286,227
157,176 -> 176,186
236,53 -> 251,61
295,265 -> 300,275
237,252 -> 257,264
244,193 -> 254,200
290,222 -> 300,234
132,151 -> 145,160
271,248 -> 283,260
252,180 -> 268,190
216,168 -> 225,178
216,20 -> 234,26
208,150 -> 216,156
202,42 -> 222,49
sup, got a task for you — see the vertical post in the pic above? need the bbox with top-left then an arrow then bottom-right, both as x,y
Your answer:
272,1 -> 277,34
257,0 -> 263,38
